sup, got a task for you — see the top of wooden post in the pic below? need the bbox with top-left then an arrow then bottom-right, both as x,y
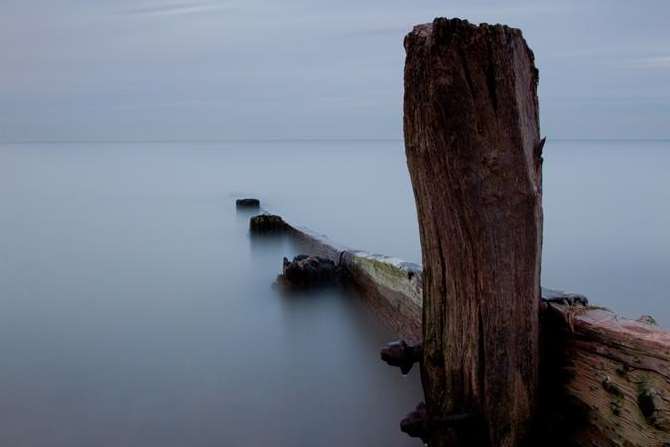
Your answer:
405,18 -> 532,58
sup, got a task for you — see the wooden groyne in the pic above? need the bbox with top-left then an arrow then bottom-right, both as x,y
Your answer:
401,18 -> 668,446
252,212 -> 670,446
244,16 -> 670,446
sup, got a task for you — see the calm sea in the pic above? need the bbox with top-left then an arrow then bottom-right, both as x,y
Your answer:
0,140 -> 668,446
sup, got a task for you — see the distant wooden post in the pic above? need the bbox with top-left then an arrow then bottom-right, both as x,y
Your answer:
404,18 -> 543,447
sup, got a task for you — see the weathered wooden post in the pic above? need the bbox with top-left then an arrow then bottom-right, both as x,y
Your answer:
403,18 -> 543,446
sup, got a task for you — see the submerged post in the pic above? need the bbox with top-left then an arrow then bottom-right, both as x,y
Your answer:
404,18 -> 543,446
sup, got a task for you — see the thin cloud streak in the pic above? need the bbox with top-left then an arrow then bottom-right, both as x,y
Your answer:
627,56 -> 670,70
123,1 -> 226,17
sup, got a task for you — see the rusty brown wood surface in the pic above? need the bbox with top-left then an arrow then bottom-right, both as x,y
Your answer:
403,18 -> 542,447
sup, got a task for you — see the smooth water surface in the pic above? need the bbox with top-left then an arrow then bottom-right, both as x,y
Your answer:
0,142 -> 423,447
0,139 -> 668,445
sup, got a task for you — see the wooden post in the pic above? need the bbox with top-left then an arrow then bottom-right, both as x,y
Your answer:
403,18 -> 543,447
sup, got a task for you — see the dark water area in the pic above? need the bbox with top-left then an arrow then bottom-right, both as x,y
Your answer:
0,140 -> 668,445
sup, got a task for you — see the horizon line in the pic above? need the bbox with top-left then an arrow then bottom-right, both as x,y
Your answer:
1,137 -> 669,145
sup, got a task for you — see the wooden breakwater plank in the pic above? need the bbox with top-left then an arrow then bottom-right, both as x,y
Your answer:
284,220 -> 423,344
542,302 -> 670,446
263,214 -> 670,445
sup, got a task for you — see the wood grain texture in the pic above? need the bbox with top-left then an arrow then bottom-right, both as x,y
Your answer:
542,303 -> 670,446
403,18 -> 542,447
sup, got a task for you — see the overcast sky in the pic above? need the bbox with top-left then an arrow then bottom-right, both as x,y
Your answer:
2,0 -> 668,141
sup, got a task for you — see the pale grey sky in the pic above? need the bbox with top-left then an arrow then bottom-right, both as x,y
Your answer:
1,0 -> 669,141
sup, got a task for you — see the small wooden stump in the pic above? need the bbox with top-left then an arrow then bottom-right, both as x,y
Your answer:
236,198 -> 260,209
249,214 -> 287,233
276,255 -> 343,289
